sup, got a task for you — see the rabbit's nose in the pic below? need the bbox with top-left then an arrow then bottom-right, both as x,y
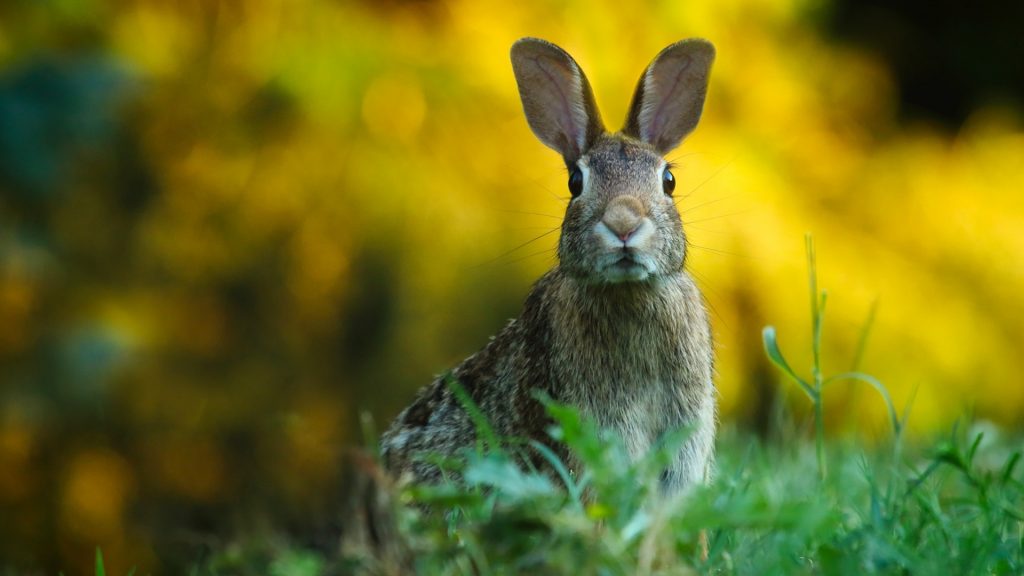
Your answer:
602,196 -> 646,241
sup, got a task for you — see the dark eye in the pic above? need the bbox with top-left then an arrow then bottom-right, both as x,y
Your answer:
662,168 -> 676,196
568,166 -> 583,197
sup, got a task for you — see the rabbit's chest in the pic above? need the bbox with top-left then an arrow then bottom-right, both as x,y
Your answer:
548,277 -> 713,460
553,323 -> 705,458
603,381 -> 685,459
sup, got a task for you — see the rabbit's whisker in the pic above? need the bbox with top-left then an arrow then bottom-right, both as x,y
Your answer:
498,247 -> 559,267
685,225 -> 730,235
686,268 -> 729,330
509,226 -> 565,232
497,209 -> 563,220
676,158 -> 735,201
531,171 -> 572,205
471,227 -> 560,268
666,151 -> 700,164
684,209 -> 752,225
678,193 -> 739,214
687,242 -> 745,258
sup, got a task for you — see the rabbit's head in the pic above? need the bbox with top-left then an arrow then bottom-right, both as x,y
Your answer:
511,38 -> 714,284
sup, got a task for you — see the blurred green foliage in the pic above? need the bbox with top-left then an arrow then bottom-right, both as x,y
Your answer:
0,0 -> 1021,573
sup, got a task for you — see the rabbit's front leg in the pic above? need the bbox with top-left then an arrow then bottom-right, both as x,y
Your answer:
658,404 -> 715,496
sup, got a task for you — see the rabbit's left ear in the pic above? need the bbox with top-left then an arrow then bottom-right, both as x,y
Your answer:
623,39 -> 715,154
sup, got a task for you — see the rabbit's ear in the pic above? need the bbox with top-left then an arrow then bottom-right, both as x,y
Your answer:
511,38 -> 605,165
623,39 -> 715,154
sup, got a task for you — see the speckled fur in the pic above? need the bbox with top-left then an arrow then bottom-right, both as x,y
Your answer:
381,38 -> 716,496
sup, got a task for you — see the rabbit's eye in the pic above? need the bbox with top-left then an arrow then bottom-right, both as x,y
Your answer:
568,167 -> 584,197
662,168 -> 676,196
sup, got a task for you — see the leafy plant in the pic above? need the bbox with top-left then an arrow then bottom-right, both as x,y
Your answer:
763,234 -> 906,479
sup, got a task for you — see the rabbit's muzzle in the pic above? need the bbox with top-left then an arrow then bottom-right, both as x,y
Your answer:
601,195 -> 647,242
593,195 -> 658,282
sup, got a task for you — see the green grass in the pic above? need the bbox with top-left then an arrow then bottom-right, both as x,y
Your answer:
194,239 -> 1023,575
204,414 -> 1020,575
326,412 -> 1020,576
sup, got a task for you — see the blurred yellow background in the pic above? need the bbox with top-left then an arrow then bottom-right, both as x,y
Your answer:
0,0 -> 1022,572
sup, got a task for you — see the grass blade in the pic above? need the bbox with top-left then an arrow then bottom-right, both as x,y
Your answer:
528,439 -> 585,508
1001,451 -> 1021,484
95,548 -> 105,576
763,326 -> 815,400
824,371 -> 901,436
445,374 -> 500,450
851,298 -> 879,371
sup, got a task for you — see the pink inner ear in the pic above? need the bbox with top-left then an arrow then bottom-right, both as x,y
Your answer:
631,44 -> 711,153
642,54 -> 693,145
533,55 -> 588,157
533,54 -> 587,155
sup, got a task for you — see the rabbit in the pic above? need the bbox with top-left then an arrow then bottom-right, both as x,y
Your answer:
381,37 -> 717,496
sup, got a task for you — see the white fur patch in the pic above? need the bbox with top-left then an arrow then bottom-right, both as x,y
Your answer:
567,61 -> 590,153
576,161 -> 591,198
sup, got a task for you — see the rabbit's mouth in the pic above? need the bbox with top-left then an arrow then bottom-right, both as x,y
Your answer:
595,252 -> 655,283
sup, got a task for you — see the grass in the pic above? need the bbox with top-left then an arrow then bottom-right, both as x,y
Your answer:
177,240 -> 1024,574
204,414 -> 1018,576
762,234 -> 905,480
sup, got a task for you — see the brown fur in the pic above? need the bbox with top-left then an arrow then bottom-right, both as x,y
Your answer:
381,38 -> 717,496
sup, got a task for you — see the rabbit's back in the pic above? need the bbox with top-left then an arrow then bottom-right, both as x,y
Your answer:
381,273 -> 559,481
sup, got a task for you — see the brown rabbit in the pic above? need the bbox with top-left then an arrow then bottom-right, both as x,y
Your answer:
381,37 -> 716,496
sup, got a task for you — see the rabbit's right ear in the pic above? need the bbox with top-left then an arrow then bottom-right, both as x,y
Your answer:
511,38 -> 605,166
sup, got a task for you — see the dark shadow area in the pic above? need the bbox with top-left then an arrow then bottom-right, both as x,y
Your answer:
823,0 -> 1024,127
